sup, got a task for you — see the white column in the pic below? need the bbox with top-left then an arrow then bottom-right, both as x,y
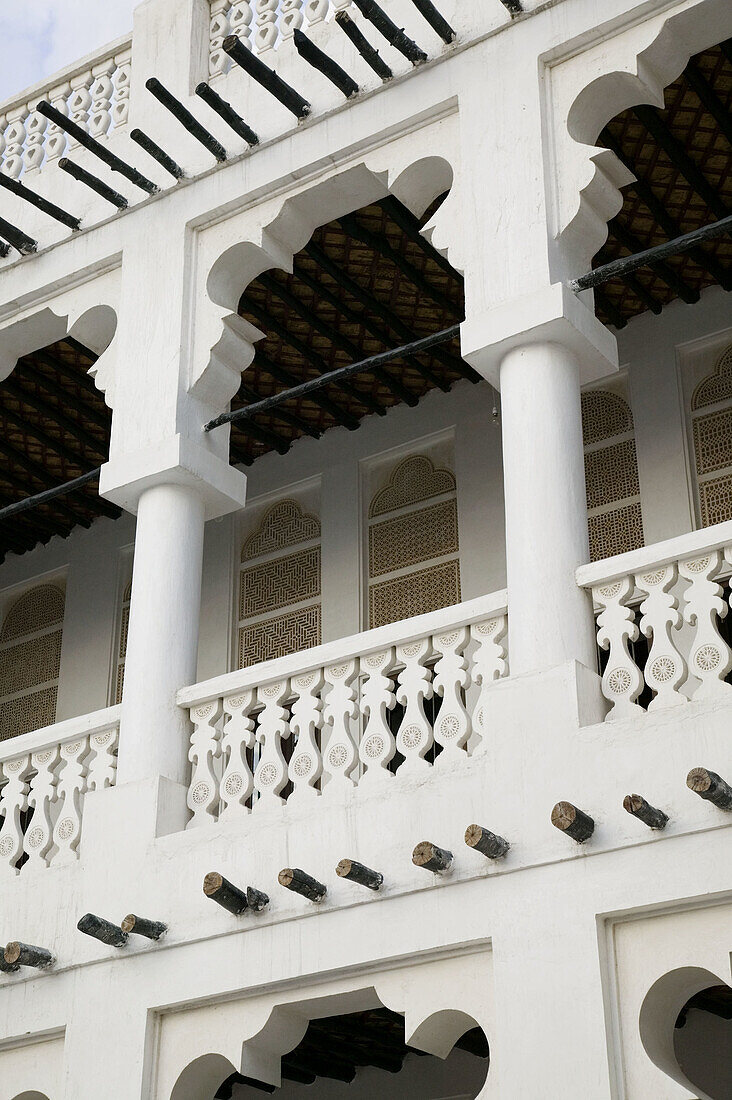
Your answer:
500,341 -> 596,675
116,482 -> 206,786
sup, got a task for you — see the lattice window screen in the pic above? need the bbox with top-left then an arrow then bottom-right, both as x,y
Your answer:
237,498 -> 322,667
0,582 -> 65,740
690,344 -> 732,527
367,454 -> 461,629
581,387 -> 644,561
112,579 -> 132,705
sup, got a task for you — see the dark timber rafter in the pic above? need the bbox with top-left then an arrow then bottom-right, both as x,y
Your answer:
255,351 -> 360,431
608,218 -> 699,303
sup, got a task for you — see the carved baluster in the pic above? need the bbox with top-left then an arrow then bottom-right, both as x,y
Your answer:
0,115 -> 6,171
187,700 -> 224,826
68,74 -> 93,148
0,755 -> 31,875
3,109 -> 27,178
470,614 -> 507,752
44,84 -> 71,162
253,680 -> 291,808
359,648 -> 397,782
280,0 -> 304,38
321,660 -> 359,789
288,669 -> 324,800
679,552 -> 732,699
23,105 -> 47,173
219,690 -> 255,819
89,61 -> 115,138
635,564 -> 687,709
210,0 -> 233,76
305,0 -> 331,24
395,639 -> 433,773
87,726 -> 118,792
594,577 -> 643,718
255,0 -> 280,52
23,748 -> 60,868
230,0 -> 254,45
111,53 -> 132,129
53,738 -> 90,864
432,627 -> 471,762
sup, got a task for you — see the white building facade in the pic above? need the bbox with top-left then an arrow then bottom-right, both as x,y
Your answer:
0,0 -> 730,1096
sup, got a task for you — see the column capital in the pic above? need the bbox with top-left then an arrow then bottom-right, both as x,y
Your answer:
99,433 -> 247,520
461,283 -> 618,390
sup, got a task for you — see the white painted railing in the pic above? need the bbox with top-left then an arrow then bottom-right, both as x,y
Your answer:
0,706 -> 119,875
578,519 -> 732,720
178,591 -> 508,825
208,1 -> 352,75
0,37 -> 132,180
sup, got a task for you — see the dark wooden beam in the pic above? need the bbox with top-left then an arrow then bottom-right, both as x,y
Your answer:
601,129 -> 732,291
1,377 -> 108,457
258,272 -> 420,407
0,401 -> 101,470
16,357 -> 110,431
224,34 -> 311,118
35,347 -> 101,397
145,78 -> 227,162
0,469 -> 102,524
594,289 -> 628,329
684,58 -> 732,148
632,104 -> 731,222
335,12 -> 393,82
255,350 -> 360,430
240,294 -> 385,417
609,218 -> 699,303
378,194 -> 462,283
236,379 -> 320,438
0,436 -> 91,524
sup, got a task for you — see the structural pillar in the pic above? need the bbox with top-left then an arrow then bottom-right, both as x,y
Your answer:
499,340 -> 596,675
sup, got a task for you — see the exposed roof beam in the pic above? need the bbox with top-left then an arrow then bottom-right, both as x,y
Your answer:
1,377 -> 108,457
594,290 -> 628,329
235,380 -> 321,439
684,58 -> 732,148
379,194 -> 463,282
0,436 -> 94,525
19,355 -> 111,430
255,351 -> 360,431
607,218 -> 700,303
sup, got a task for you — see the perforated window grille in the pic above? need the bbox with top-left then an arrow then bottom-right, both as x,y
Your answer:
581,388 -> 644,561
367,453 -> 461,629
237,498 -> 322,668
113,580 -> 132,706
690,346 -> 732,528
0,582 -> 65,741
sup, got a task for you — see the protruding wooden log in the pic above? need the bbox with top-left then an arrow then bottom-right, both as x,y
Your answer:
293,30 -> 360,100
335,12 -> 393,81
465,824 -> 510,860
408,0 -> 456,43
623,794 -> 669,830
59,159 -> 128,209
146,78 -> 227,162
223,35 -> 311,119
351,0 -> 428,65
203,871 -> 250,916
499,0 -> 523,14
120,914 -> 167,940
551,802 -> 595,843
130,129 -> 184,179
687,768 -> 732,810
195,83 -> 259,146
0,214 -> 38,254
336,859 -> 383,891
0,956 -> 19,974
4,942 -> 55,969
77,913 -> 128,948
246,886 -> 270,913
278,868 -> 327,902
412,841 -> 453,873
0,172 -> 81,230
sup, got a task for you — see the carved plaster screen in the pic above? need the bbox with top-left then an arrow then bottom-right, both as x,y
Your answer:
689,344 -> 732,527
112,579 -> 132,705
237,498 -> 322,667
367,453 -> 461,629
0,582 -> 65,740
581,386 -> 644,561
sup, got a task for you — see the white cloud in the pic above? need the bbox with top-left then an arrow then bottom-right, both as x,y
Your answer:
0,2 -> 137,104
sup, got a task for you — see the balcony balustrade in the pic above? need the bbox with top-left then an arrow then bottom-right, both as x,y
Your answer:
177,591 -> 508,826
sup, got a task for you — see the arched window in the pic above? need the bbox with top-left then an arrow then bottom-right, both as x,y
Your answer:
112,579 -> 132,705
367,453 -> 460,629
581,386 -> 644,561
0,583 -> 65,740
237,498 -> 321,667
690,343 -> 732,527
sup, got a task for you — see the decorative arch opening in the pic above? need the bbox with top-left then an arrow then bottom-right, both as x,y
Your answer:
210,1005 -> 489,1098
11,1093 -> 52,1100
640,966 -> 732,1100
203,158 -> 482,469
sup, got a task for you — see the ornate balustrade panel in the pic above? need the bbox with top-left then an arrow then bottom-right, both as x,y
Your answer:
208,0 -> 352,73
577,520 -> 732,720
180,591 -> 509,823
0,707 -> 120,875
0,43 -> 131,180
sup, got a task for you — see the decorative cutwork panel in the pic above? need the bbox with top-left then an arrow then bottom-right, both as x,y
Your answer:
369,561 -> 461,629
369,500 -> 458,578
0,632 -> 62,697
0,686 -> 57,741
241,499 -> 320,561
238,605 -> 321,667
113,577 -> 132,706
369,455 -> 456,518
581,390 -> 633,447
691,344 -> 732,410
240,547 -> 321,618
0,584 -> 64,642
699,473 -> 732,529
585,440 -> 641,510
588,503 -> 644,562
693,407 -> 732,476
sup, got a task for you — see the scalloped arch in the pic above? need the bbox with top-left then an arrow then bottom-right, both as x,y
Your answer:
692,344 -> 732,410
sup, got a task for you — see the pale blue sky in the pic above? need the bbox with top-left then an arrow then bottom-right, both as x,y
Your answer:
0,3 -> 138,104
